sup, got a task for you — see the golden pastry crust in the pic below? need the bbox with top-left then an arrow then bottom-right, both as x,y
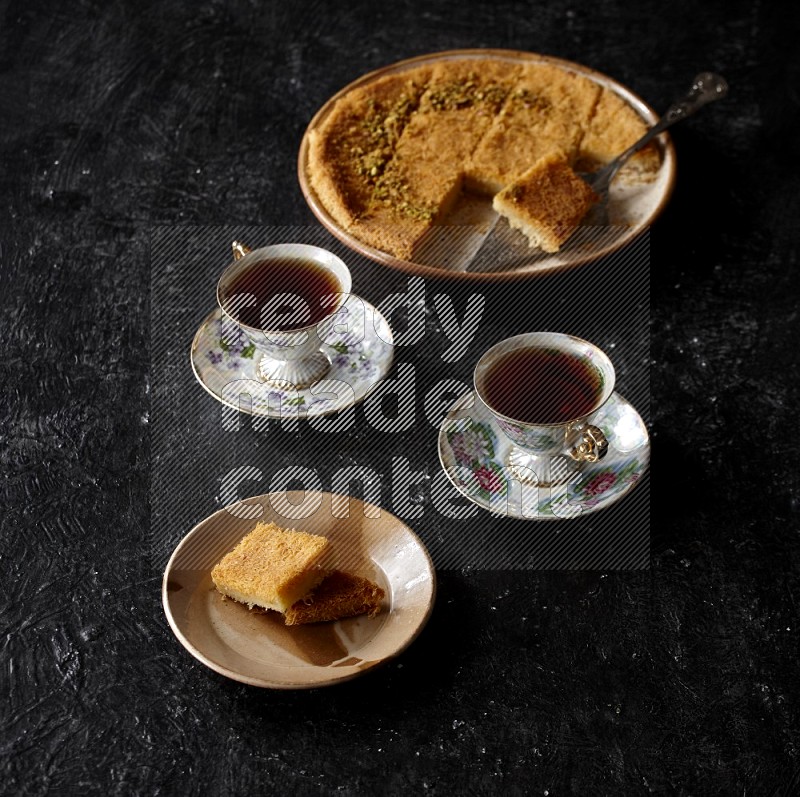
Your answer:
307,68 -> 431,228
493,153 -> 599,253
347,204 -> 436,261
284,570 -> 385,625
576,86 -> 660,179
349,60 -> 519,255
465,63 -> 601,194
211,522 -> 329,613
385,59 -> 520,194
306,57 -> 662,258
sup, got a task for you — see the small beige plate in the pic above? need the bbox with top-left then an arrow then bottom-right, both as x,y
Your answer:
163,492 -> 436,689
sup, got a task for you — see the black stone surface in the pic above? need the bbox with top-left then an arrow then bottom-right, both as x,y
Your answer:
2,0 -> 799,793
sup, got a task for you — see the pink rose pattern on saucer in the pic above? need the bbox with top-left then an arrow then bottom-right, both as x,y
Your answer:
440,392 -> 649,520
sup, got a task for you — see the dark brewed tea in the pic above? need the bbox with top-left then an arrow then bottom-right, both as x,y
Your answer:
222,257 -> 340,331
482,347 -> 602,424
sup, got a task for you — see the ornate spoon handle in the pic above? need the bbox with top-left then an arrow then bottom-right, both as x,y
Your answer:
660,72 -> 729,125
590,72 -> 729,192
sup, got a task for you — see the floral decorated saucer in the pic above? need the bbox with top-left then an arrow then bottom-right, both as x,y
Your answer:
438,390 -> 649,520
190,296 -> 393,418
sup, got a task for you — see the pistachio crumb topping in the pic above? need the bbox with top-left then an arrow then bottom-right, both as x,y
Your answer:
427,73 -> 508,113
372,170 -> 435,221
343,91 -> 420,183
512,88 -> 552,112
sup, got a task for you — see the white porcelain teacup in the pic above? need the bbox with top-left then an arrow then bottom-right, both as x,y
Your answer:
473,332 -> 615,486
216,243 -> 352,388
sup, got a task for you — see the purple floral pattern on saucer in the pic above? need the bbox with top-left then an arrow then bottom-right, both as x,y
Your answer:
439,391 -> 649,520
191,297 -> 394,418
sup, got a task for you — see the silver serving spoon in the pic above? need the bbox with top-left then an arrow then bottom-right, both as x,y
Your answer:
580,71 -> 728,227
464,72 -> 728,272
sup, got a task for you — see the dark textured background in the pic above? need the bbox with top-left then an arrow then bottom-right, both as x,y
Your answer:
2,0 -> 799,793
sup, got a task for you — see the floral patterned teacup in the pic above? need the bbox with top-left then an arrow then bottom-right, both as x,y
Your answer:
473,332 -> 616,486
216,243 -> 351,388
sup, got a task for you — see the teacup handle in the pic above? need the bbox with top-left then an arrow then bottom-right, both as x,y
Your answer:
571,426 -> 609,463
232,241 -> 252,260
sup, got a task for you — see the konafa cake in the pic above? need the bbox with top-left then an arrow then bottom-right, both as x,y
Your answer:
492,153 -> 599,253
307,68 -> 431,230
465,64 -> 600,195
351,60 -> 519,258
347,203 -> 443,261
211,522 -> 329,612
575,86 -> 660,178
284,570 -> 385,626
305,55 -> 663,259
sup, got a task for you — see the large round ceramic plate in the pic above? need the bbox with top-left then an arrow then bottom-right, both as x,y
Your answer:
298,49 -> 676,281
163,492 -> 436,688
